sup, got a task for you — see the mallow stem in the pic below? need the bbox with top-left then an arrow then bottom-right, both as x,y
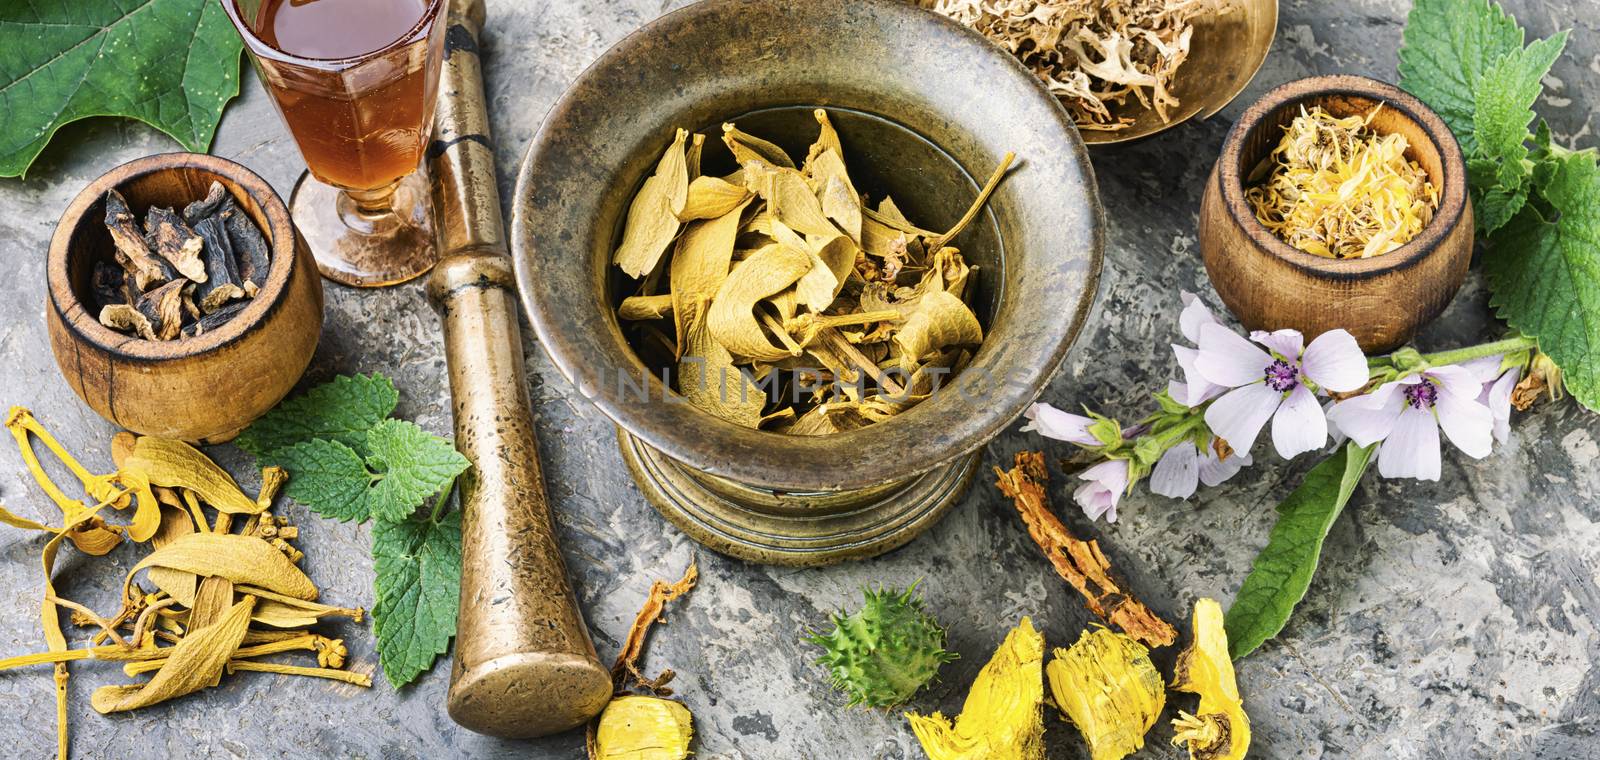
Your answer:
1414,335 -> 1537,367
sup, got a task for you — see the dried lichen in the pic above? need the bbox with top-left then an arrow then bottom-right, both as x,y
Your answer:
1245,106 -> 1439,259
919,0 -> 1229,131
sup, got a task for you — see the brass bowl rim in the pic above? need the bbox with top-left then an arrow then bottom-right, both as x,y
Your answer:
1217,74 -> 1470,279
512,0 -> 1103,492
1082,0 -> 1279,145
46,152 -> 299,362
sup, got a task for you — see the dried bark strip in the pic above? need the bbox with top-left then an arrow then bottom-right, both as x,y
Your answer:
994,451 -> 1177,648
611,559 -> 699,694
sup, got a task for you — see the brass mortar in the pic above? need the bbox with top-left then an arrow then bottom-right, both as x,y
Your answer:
512,0 -> 1103,565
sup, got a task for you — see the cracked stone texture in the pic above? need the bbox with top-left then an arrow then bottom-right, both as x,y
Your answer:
2,0 -> 1598,757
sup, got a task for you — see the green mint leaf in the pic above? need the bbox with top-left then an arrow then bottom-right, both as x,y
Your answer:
1397,0 -> 1525,156
263,439 -> 372,523
372,512 -> 462,688
364,419 -> 470,523
1468,31 -> 1568,233
1485,151 -> 1600,411
1225,443 -> 1374,659
237,374 -> 399,457
0,0 -> 244,177
1474,32 -> 1566,180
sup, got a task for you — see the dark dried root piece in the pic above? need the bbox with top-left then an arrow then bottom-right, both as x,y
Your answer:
104,189 -> 173,291
143,206 -> 208,283
136,279 -> 189,341
994,451 -> 1177,648
98,304 -> 156,340
182,181 -> 229,225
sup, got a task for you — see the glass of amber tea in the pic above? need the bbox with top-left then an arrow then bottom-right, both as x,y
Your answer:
222,0 -> 446,287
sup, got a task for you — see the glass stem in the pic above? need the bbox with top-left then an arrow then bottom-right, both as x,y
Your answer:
344,181 -> 401,217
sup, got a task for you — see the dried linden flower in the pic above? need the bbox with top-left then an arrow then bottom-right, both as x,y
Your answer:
1245,106 -> 1439,259
1170,599 -> 1250,760
905,617 -> 1046,760
1046,626 -> 1165,760
589,695 -> 694,760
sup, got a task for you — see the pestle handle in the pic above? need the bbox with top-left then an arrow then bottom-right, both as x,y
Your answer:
424,0 -> 612,738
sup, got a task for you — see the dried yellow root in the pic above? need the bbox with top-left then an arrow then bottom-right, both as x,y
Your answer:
588,695 -> 694,760
1046,627 -> 1165,760
1170,599 -> 1250,760
0,409 -> 367,757
906,617 -> 1046,760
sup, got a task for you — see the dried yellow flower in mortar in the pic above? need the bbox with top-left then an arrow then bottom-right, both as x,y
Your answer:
906,617 -> 1046,760
1170,599 -> 1250,760
588,695 -> 695,760
1046,627 -> 1165,760
1245,106 -> 1439,259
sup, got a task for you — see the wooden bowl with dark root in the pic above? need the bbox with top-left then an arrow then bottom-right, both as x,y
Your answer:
1199,75 -> 1472,353
47,153 -> 324,443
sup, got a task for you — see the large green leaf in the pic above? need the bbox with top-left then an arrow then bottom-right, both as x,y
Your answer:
1397,0 -> 1525,157
0,0 -> 244,177
1225,443 -> 1374,659
1486,151 -> 1600,411
372,512 -> 462,688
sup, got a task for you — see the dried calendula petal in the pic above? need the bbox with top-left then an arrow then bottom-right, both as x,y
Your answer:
906,617 -> 1045,760
1047,627 -> 1165,760
130,533 -> 317,601
707,243 -> 813,362
1170,599 -> 1250,760
92,595 -> 255,713
588,696 -> 694,760
120,436 -> 268,515
614,129 -> 690,278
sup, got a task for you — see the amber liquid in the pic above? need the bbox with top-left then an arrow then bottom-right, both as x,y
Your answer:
244,0 -> 443,192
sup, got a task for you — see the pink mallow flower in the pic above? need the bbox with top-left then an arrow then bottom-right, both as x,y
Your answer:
1020,402 -> 1100,447
1195,324 -> 1368,459
1169,293 -> 1227,408
1326,365 -> 1493,481
1073,460 -> 1129,523
1483,367 -> 1521,445
1149,442 -> 1254,500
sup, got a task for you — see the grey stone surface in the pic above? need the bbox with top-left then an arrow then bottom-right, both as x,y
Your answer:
1,0 -> 1597,758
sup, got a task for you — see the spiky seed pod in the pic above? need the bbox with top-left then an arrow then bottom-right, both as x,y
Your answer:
808,585 -> 958,708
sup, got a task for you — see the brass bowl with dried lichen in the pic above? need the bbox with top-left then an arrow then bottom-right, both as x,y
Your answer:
512,0 -> 1102,565
1083,0 -> 1279,145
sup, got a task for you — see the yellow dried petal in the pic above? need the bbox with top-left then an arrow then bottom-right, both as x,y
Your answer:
131,534 -> 317,601
745,163 -> 838,239
707,243 -> 813,362
906,617 -> 1045,760
677,175 -> 752,222
1046,627 -> 1165,760
589,695 -> 694,760
120,437 -> 265,515
1170,599 -> 1250,760
671,198 -> 752,355
91,596 -> 255,713
722,122 -> 795,169
893,290 -> 983,370
614,129 -> 690,278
